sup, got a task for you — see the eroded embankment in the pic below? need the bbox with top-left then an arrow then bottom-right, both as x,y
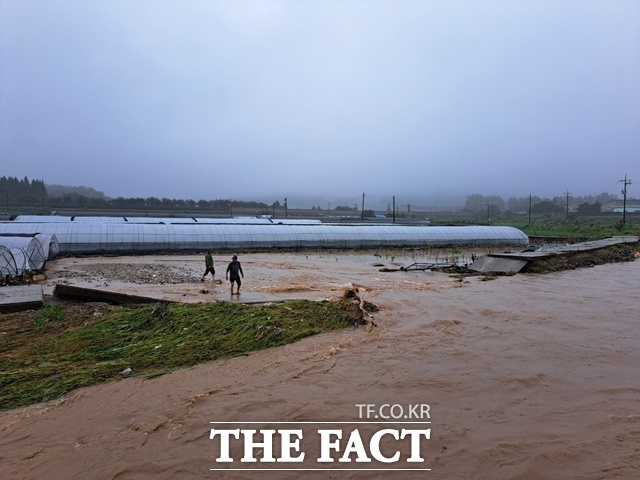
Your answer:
523,242 -> 639,273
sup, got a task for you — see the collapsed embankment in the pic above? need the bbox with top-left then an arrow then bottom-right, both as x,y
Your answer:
523,242 -> 639,273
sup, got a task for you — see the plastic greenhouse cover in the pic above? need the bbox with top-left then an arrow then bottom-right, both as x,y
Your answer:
15,215 -> 322,225
35,234 -> 60,260
0,236 -> 48,270
13,215 -> 72,222
0,222 -> 529,254
0,245 -> 17,276
10,247 -> 27,274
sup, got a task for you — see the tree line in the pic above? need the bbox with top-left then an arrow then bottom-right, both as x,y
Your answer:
463,192 -> 622,215
0,176 -> 47,205
0,176 -> 267,213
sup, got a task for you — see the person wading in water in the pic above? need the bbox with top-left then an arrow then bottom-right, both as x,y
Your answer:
201,249 -> 216,282
225,255 -> 244,295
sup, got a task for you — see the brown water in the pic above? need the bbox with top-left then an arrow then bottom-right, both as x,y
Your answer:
1,252 -> 639,479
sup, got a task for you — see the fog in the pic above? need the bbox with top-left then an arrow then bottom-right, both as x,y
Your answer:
1,0 -> 638,207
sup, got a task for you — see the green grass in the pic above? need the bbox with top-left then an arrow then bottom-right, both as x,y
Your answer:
0,299 -> 371,410
497,217 -> 640,240
425,212 -> 640,239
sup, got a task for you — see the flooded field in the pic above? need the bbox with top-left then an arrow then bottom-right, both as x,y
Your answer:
1,250 -> 639,479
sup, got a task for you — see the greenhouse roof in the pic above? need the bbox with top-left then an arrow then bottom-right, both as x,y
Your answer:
12,215 -> 321,225
0,219 -> 529,254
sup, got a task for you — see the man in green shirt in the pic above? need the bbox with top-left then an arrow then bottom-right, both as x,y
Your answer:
201,249 -> 215,282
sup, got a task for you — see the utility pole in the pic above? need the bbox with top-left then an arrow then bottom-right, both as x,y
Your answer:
361,193 -> 365,222
565,189 -> 571,220
620,174 -> 633,225
392,196 -> 396,224
284,198 -> 288,218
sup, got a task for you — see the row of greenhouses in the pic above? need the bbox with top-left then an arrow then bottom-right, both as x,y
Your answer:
0,234 -> 59,277
12,215 -> 322,225
0,219 -> 528,255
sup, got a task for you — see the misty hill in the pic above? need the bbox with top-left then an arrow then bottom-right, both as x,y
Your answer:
46,184 -> 107,199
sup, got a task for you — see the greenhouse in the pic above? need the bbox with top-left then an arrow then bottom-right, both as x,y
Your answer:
12,215 -> 322,225
0,220 -> 529,254
35,233 -> 60,260
0,236 -> 48,271
0,245 -> 17,277
9,247 -> 28,274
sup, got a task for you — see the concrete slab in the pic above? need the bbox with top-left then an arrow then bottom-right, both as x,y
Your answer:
0,284 -> 44,312
53,284 -> 174,305
468,255 -> 529,274
494,236 -> 639,260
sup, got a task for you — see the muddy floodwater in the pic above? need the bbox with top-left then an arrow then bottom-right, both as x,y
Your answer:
1,250 -> 639,479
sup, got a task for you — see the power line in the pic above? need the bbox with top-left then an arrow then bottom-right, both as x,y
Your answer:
598,181 -> 624,195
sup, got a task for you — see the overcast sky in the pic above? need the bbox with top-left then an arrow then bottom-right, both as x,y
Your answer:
1,0 -> 638,207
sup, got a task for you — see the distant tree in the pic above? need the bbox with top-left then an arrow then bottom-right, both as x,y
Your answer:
112,197 -> 128,209
577,202 -> 602,215
506,196 -> 541,213
532,199 -> 564,214
87,196 -> 108,208
595,192 -> 617,204
465,194 -> 505,212
0,175 -> 48,206
61,193 -> 86,206
146,197 -> 162,208
30,179 -> 48,199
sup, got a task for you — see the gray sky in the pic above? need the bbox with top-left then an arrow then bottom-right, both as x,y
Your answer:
1,0 -> 639,207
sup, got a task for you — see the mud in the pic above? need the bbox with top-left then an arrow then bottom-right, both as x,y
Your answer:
1,249 -> 639,479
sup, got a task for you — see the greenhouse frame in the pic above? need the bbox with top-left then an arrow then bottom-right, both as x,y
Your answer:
0,219 -> 529,254
0,245 -> 17,277
0,236 -> 48,271
35,233 -> 60,260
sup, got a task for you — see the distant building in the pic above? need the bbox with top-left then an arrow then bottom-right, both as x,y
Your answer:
613,206 -> 640,213
603,200 -> 640,213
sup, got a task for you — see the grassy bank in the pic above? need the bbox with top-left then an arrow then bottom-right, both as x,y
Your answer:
499,217 -> 640,240
0,298 -> 372,411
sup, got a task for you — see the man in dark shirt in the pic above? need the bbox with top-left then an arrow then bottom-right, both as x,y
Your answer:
225,255 -> 244,295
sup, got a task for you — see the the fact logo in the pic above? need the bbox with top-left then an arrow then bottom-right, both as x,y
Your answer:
209,404 -> 432,471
